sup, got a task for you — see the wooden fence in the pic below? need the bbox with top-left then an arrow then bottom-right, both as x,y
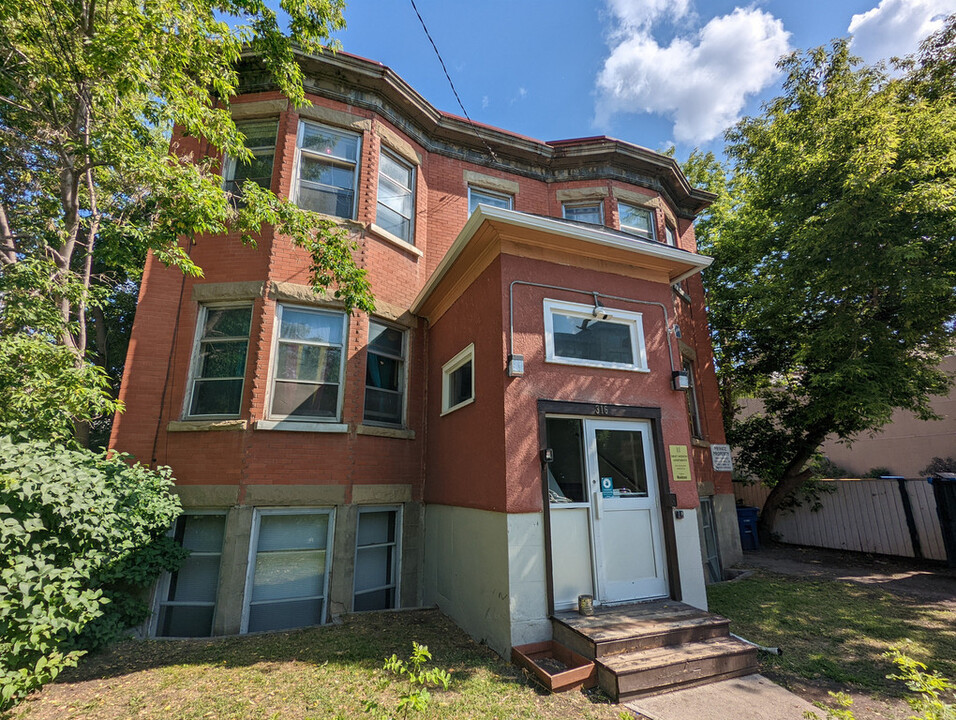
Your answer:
734,478 -> 947,561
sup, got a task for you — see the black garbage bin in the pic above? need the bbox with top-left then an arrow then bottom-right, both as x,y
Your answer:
931,472 -> 956,568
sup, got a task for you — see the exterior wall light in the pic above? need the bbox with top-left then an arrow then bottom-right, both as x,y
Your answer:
672,370 -> 690,391
507,354 -> 525,377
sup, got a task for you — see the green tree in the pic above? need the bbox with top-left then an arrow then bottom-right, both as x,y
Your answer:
688,22 -> 956,533
0,0 -> 374,445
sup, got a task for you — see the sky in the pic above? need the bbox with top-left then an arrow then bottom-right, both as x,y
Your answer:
331,0 -> 956,159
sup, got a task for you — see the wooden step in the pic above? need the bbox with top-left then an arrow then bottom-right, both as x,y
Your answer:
597,636 -> 759,701
553,602 -> 731,659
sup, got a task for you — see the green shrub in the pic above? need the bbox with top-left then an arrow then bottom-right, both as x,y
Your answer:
0,436 -> 186,709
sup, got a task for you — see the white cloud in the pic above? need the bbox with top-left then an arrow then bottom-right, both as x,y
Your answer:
849,0 -> 956,65
597,6 -> 791,144
605,0 -> 692,31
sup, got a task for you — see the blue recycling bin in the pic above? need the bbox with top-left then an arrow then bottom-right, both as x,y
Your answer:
737,506 -> 760,551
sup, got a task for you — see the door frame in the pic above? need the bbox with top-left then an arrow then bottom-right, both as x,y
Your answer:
538,399 -> 682,616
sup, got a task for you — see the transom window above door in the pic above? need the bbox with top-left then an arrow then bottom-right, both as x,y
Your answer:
543,299 -> 647,372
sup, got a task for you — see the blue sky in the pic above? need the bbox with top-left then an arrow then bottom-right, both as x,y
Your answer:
332,0 -> 956,158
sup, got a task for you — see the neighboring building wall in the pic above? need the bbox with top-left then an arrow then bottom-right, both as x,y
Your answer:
819,355 -> 956,477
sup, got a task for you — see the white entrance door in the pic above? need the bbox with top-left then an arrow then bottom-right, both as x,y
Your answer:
584,419 -> 668,603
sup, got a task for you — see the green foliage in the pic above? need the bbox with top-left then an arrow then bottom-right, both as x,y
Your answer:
687,20 -> 956,529
861,467 -> 895,478
806,651 -> 955,720
0,437 -> 185,709
365,642 -> 451,720
922,457 -> 956,475
0,0 -> 373,444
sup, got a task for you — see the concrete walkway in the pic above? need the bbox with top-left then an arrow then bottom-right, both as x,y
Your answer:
626,674 -> 820,720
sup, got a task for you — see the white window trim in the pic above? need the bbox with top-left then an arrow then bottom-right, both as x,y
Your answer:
266,303 -> 349,423
467,186 -> 513,215
183,303 -> 252,420
562,201 -> 604,225
441,343 -> 475,415
150,510 -> 228,638
241,507 -> 336,634
363,319 -> 408,428
352,505 -> 403,612
665,223 -> 677,247
543,298 -> 648,372
292,120 -> 362,220
376,148 -> 416,245
618,200 -> 657,241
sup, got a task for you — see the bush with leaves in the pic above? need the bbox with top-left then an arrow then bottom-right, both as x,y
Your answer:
365,642 -> 451,720
806,650 -> 955,720
922,457 -> 956,476
0,437 -> 185,709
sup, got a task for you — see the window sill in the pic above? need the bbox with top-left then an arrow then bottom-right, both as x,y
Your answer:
367,223 -> 423,257
254,420 -> 349,433
356,424 -> 416,440
440,397 -> 475,417
691,437 -> 710,448
544,358 -> 650,373
168,419 -> 247,432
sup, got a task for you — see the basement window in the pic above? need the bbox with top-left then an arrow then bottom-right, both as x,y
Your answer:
353,507 -> 402,611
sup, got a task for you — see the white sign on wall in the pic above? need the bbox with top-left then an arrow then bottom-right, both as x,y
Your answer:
710,444 -> 734,472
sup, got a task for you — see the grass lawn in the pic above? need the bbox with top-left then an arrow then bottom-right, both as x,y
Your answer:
5,610 -> 623,720
707,570 -> 956,697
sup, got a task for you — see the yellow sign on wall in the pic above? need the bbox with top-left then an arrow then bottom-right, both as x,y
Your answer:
669,444 -> 693,482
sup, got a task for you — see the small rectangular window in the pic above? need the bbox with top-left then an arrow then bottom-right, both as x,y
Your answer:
468,187 -> 512,215
441,343 -> 475,414
244,509 -> 334,633
563,202 -> 603,225
353,507 -> 402,611
376,150 -> 415,243
665,223 -> 677,246
187,305 -> 252,418
223,120 -> 278,195
294,121 -> 361,219
684,358 -> 703,438
154,513 -> 226,637
618,201 -> 656,240
364,320 -> 406,426
544,299 -> 647,372
270,305 -> 347,421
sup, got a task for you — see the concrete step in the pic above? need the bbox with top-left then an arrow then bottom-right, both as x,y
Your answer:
598,636 -> 759,702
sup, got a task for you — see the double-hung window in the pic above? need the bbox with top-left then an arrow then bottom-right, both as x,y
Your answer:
222,120 -> 278,195
665,223 -> 677,247
544,299 -> 647,372
270,305 -> 347,421
154,513 -> 226,637
684,358 -> 704,438
563,202 -> 603,225
618,201 -> 656,241
364,321 -> 406,426
186,305 -> 252,418
376,150 -> 415,243
294,121 -> 361,219
468,186 -> 512,215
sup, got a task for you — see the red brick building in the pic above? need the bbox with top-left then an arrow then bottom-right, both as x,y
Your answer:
110,49 -> 740,655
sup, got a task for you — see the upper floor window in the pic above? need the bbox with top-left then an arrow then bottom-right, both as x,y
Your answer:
468,186 -> 512,215
223,120 -> 278,195
294,121 -> 361,219
665,223 -> 678,247
270,305 -> 347,421
684,358 -> 704,438
563,202 -> 603,225
364,320 -> 406,426
544,298 -> 647,372
618,201 -> 656,241
441,343 -> 475,414
186,305 -> 252,418
376,150 -> 415,243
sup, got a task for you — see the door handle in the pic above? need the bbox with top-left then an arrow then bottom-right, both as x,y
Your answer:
593,490 -> 603,519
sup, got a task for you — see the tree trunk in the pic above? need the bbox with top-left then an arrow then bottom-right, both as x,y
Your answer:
757,435 -> 826,538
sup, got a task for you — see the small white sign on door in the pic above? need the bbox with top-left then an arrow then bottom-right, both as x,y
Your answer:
711,444 -> 734,472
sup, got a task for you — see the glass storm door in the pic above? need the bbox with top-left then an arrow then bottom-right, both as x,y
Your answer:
585,419 -> 668,603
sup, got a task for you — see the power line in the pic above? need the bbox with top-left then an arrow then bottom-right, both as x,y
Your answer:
407,0 -> 499,163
